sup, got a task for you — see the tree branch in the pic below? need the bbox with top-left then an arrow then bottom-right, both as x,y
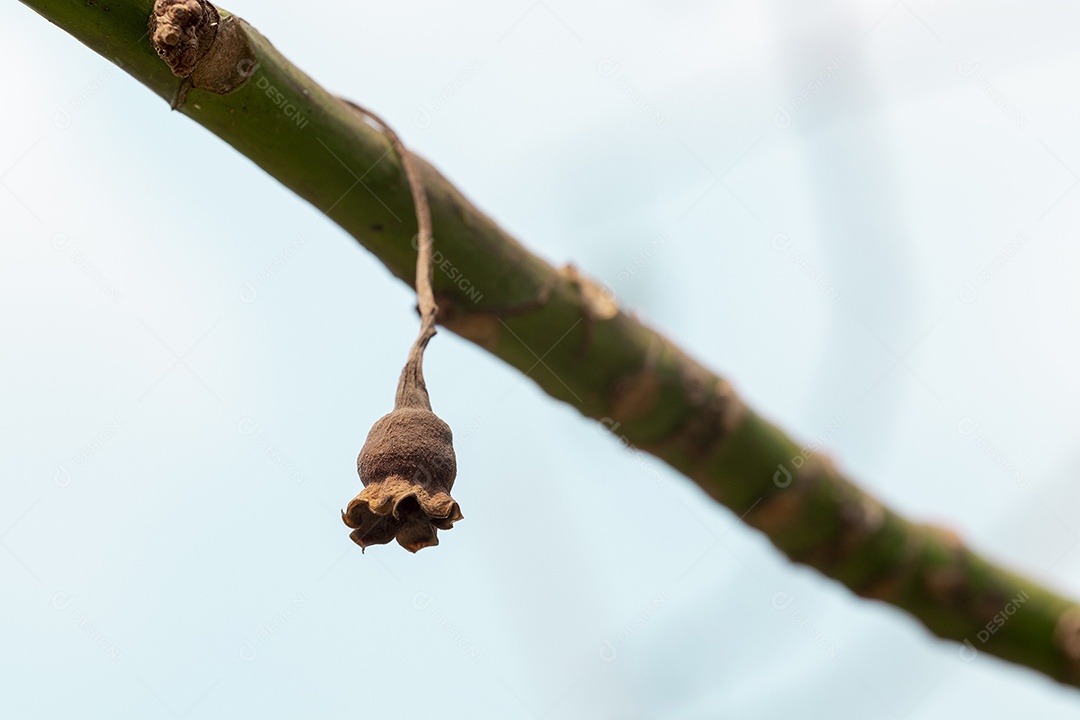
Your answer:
17,0 -> 1080,687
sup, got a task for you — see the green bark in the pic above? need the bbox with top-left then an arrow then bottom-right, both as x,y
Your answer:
17,0 -> 1080,688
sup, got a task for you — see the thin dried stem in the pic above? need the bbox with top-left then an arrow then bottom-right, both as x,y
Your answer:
339,99 -> 437,410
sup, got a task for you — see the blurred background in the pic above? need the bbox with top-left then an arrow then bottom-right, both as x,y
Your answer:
3,0 -> 1080,717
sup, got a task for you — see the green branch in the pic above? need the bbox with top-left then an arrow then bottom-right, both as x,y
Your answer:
18,0 -> 1080,687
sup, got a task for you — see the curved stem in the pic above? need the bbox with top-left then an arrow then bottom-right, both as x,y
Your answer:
339,99 -> 437,411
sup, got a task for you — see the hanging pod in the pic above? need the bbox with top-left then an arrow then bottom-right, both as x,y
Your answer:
338,100 -> 463,552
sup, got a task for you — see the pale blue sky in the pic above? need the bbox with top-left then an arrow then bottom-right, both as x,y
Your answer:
3,0 -> 1080,717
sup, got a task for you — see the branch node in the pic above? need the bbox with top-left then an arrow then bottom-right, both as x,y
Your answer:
149,0 -> 257,107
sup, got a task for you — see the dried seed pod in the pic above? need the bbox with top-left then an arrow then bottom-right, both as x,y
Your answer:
343,353 -> 462,552
339,100 -> 463,553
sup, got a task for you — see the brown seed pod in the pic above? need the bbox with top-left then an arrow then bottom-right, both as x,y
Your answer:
343,356 -> 462,552
339,100 -> 463,553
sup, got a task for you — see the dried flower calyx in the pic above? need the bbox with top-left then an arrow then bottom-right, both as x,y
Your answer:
340,101 -> 463,553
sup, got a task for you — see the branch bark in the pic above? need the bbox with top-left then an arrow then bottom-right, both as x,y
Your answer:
17,0 -> 1080,687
